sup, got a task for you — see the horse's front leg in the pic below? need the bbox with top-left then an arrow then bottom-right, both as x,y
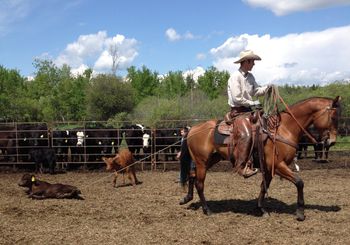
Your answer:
294,175 -> 305,221
257,172 -> 272,217
276,162 -> 305,221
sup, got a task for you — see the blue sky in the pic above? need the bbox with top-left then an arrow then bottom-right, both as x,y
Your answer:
1,0 -> 350,86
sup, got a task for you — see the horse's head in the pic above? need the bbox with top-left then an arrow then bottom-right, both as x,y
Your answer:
312,96 -> 341,145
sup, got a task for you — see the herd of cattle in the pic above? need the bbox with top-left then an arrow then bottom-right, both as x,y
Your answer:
0,120 -> 347,173
0,122 -> 183,173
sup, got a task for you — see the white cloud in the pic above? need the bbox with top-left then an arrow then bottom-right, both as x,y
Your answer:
55,31 -> 138,74
183,66 -> 206,82
211,25 -> 350,85
244,0 -> 350,16
94,34 -> 138,71
70,64 -> 90,77
196,53 -> 207,60
210,36 -> 248,59
165,28 -> 181,41
183,31 -> 195,40
165,28 -> 198,42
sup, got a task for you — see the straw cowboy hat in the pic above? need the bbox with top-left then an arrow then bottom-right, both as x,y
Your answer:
234,50 -> 261,64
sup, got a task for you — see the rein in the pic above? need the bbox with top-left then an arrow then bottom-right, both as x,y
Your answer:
277,95 -> 318,144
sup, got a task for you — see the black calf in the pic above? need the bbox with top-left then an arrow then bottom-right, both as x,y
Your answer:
29,148 -> 57,174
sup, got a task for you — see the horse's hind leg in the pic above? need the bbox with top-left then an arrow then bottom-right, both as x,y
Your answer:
194,166 -> 212,215
179,176 -> 195,205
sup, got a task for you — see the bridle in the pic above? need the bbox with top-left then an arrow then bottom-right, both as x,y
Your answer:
262,96 -> 336,177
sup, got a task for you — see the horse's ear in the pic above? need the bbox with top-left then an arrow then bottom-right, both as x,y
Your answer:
333,96 -> 341,107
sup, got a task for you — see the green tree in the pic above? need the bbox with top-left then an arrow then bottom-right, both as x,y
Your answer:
0,66 -> 26,120
54,74 -> 89,121
157,71 -> 188,98
197,66 -> 229,100
31,59 -> 60,97
86,74 -> 136,120
24,59 -> 62,121
127,66 -> 159,103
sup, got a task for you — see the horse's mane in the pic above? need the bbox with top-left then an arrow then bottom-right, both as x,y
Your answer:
291,96 -> 332,106
279,96 -> 342,119
284,96 -> 334,111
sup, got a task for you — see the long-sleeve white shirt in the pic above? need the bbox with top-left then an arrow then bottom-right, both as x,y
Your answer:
227,69 -> 268,107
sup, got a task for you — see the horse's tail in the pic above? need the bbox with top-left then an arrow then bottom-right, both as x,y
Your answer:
179,136 -> 191,185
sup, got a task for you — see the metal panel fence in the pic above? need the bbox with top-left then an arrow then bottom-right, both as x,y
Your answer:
0,121 -> 198,171
1,118 -> 350,171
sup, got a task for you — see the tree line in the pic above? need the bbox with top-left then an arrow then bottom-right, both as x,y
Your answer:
1,59 -> 349,127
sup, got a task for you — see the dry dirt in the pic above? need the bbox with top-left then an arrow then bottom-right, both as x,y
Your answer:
1,159 -> 350,245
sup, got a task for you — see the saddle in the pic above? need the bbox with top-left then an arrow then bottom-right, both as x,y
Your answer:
215,110 -> 258,145
215,120 -> 233,145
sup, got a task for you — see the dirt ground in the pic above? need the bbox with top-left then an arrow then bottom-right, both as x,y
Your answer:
1,159 -> 350,245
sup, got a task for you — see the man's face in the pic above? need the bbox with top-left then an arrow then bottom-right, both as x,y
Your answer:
246,59 -> 255,71
181,129 -> 185,136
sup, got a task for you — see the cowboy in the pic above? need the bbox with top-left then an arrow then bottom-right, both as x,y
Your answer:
227,50 -> 269,178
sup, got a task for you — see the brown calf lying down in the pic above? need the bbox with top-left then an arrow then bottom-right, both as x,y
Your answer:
102,148 -> 140,187
18,174 -> 83,200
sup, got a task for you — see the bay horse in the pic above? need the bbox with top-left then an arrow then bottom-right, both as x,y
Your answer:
180,96 -> 341,221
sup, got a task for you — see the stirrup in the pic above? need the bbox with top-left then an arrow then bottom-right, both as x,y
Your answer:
242,167 -> 258,178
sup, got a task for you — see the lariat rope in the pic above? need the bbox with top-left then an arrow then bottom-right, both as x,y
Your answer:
262,86 -> 279,177
277,95 -> 318,144
88,125 -> 215,186
263,85 -> 317,144
88,138 -> 185,186
261,85 -> 318,177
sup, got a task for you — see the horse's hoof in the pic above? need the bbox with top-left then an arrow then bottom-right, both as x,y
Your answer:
179,195 -> 193,205
257,207 -> 269,217
203,208 -> 212,216
296,215 -> 305,221
296,209 -> 305,221
296,214 -> 305,221
262,212 -> 270,218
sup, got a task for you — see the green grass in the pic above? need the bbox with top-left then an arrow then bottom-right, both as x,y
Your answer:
333,136 -> 350,150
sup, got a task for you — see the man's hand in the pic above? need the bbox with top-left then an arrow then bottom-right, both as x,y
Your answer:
252,100 -> 261,106
176,152 -> 181,160
251,100 -> 262,110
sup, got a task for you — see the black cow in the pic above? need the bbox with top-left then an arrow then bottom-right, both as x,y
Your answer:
0,125 -> 16,162
119,124 -> 145,159
52,129 -> 75,162
85,127 -> 118,162
29,148 -> 57,174
139,127 -> 182,163
17,123 -> 49,162
152,128 -> 181,161
67,128 -> 86,163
